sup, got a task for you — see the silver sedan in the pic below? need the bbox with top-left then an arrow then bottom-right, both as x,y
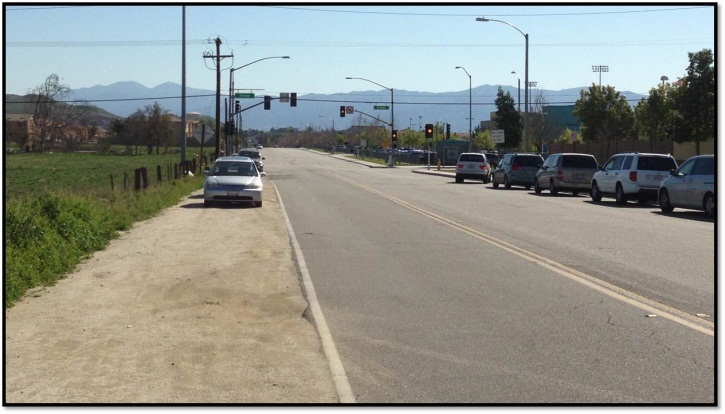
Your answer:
203,156 -> 265,208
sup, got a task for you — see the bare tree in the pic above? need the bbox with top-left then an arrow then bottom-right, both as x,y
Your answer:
29,74 -> 90,152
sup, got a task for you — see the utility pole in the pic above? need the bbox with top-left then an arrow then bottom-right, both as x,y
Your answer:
203,37 -> 232,159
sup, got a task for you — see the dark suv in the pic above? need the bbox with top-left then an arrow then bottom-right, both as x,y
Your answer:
237,148 -> 265,172
492,153 -> 544,189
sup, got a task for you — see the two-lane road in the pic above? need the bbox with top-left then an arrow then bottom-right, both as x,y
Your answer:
267,148 -> 714,404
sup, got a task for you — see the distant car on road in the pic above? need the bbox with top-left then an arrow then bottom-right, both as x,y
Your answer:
492,153 -> 544,189
658,154 -> 714,217
255,144 -> 264,149
591,152 -> 677,205
238,148 -> 265,172
455,152 -> 491,183
534,153 -> 599,196
203,156 -> 265,208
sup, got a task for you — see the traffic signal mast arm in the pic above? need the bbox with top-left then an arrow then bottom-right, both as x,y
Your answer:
351,109 -> 392,127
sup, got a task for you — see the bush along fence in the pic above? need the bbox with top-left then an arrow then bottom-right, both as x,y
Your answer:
109,159 -> 198,192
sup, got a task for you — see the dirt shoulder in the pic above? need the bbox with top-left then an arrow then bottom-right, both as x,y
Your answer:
4,186 -> 338,403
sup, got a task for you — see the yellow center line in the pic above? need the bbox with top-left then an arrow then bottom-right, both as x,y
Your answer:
336,174 -> 714,336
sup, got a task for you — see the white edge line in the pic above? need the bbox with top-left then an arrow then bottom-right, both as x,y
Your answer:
272,182 -> 356,403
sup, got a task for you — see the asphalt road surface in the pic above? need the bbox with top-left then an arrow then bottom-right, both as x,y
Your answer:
269,148 -> 714,404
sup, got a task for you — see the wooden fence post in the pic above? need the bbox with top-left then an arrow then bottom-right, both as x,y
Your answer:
134,168 -> 141,191
141,167 -> 149,189
109,173 -> 114,192
157,165 -> 162,183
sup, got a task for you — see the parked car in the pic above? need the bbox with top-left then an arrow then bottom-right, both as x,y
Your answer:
238,148 -> 265,172
481,151 -> 501,168
455,152 -> 491,183
203,156 -> 265,208
492,153 -> 544,189
255,144 -> 264,149
591,152 -> 678,205
658,154 -> 714,217
534,153 -> 599,195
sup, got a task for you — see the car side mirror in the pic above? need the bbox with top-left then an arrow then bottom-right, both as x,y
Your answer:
262,157 -> 266,160
260,172 -> 267,177
670,169 -> 677,176
203,167 -> 210,176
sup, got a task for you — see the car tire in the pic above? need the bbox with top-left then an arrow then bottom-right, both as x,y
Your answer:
504,175 -> 511,189
572,191 -> 580,196
492,179 -> 499,188
659,189 -> 674,213
455,175 -> 463,183
615,183 -> 627,205
549,180 -> 559,195
204,200 -> 213,208
704,193 -> 714,218
256,201 -> 263,208
534,179 -> 542,194
591,182 -> 602,202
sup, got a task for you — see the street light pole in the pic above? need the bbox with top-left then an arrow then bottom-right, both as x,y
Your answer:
477,17 -> 529,151
228,55 -> 290,152
346,76 -> 395,165
455,66 -> 473,151
511,70 -> 521,113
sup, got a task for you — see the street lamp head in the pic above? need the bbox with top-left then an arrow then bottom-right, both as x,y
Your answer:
455,66 -> 461,69
345,77 -> 353,80
476,17 -> 489,22
511,70 -> 517,74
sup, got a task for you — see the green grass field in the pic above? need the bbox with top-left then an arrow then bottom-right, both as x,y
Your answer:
4,150 -> 209,307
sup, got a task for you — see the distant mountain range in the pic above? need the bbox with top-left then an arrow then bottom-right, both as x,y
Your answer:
10,81 -> 647,133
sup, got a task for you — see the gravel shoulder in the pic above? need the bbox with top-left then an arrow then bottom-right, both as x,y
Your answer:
4,186 -> 338,403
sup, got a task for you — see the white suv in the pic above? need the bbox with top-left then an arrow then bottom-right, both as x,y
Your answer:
591,152 -> 678,205
455,153 -> 491,183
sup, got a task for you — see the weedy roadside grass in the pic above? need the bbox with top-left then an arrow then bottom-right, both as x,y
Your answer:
4,151 -> 207,307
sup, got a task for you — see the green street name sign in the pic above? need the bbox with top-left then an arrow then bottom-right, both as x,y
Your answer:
235,93 -> 255,98
373,105 -> 389,110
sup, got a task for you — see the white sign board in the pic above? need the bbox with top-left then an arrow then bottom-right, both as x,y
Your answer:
491,129 -> 505,144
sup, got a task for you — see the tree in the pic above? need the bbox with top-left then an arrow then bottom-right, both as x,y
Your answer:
143,102 -> 174,154
671,48 -> 714,154
635,84 -> 675,152
493,87 -> 523,149
472,127 -> 493,150
528,91 -> 561,152
28,74 -> 90,152
573,84 -> 635,155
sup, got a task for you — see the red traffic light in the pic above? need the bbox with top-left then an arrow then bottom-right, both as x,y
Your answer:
425,123 -> 434,138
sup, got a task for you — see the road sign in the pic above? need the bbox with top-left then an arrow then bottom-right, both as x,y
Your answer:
491,129 -> 505,144
235,93 -> 255,99
373,105 -> 389,110
345,106 -> 354,114
279,92 -> 289,103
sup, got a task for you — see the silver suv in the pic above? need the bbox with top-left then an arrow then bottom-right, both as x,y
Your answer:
492,153 -> 544,189
535,153 -> 599,196
591,152 -> 678,205
455,152 -> 491,183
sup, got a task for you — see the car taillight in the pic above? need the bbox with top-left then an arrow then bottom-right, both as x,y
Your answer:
456,164 -> 463,168
480,165 -> 488,170
629,171 -> 637,181
556,170 -> 564,181
512,164 -> 522,171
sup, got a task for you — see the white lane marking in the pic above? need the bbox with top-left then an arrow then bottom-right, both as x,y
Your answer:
335,175 -> 714,337
272,182 -> 356,403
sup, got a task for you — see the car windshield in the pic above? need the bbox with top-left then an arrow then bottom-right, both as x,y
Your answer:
459,154 -> 485,162
515,156 -> 543,167
637,156 -> 677,171
562,156 -> 598,168
212,162 -> 256,176
238,151 -> 260,159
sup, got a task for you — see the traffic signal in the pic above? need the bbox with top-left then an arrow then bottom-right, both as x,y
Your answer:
425,124 -> 434,138
339,106 -> 346,117
235,100 -> 240,113
392,130 -> 398,141
446,123 -> 451,139
264,95 -> 271,110
290,92 -> 297,107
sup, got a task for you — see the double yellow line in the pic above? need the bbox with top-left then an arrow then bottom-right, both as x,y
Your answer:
337,174 -> 714,336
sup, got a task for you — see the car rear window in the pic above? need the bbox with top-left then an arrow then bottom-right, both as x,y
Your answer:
238,151 -> 260,159
460,154 -> 485,162
692,157 -> 714,175
514,156 -> 543,167
561,155 -> 597,168
636,156 -> 677,171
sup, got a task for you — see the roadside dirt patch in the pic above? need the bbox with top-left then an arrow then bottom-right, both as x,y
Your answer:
5,187 -> 338,403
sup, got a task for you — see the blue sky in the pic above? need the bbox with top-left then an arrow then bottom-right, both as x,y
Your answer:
4,3 -> 716,100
